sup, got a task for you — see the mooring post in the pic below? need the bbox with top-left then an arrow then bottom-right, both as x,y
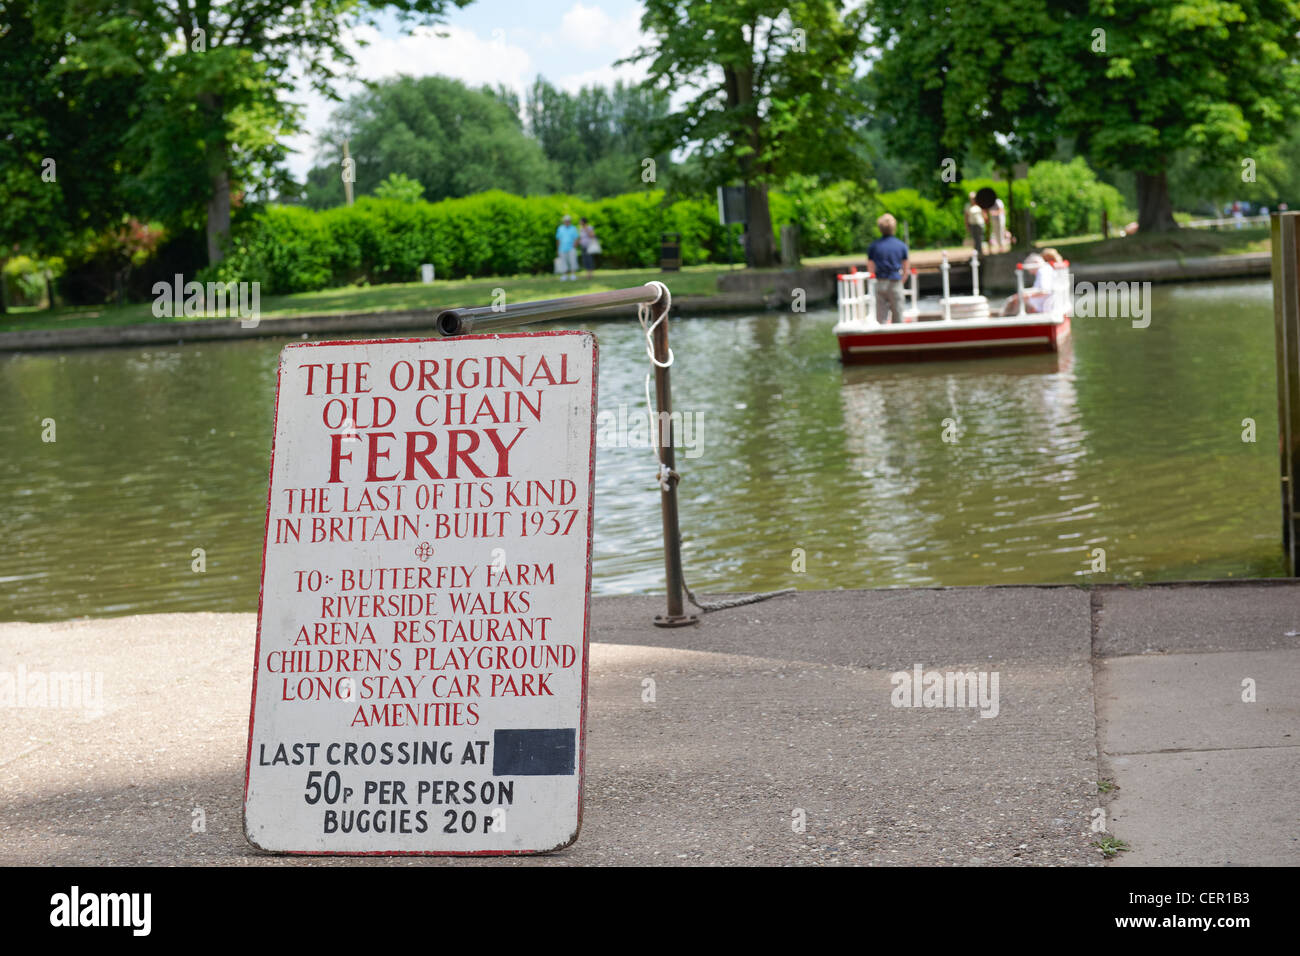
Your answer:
1272,211 -> 1300,574
649,286 -> 699,627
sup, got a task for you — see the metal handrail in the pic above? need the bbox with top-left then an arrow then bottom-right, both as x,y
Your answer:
437,285 -> 664,337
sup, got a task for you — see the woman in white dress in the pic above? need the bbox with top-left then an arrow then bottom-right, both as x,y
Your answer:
1001,248 -> 1062,315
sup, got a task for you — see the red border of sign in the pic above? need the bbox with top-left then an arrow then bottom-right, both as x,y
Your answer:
242,330 -> 599,856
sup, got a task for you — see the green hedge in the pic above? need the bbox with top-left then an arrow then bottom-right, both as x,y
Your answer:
210,163 -> 1131,294
1017,158 -> 1129,239
211,190 -> 737,293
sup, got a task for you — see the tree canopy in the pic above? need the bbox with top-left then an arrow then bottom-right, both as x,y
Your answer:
39,0 -> 473,264
1060,0 -> 1300,230
302,76 -> 675,207
628,0 -> 870,266
8,0 -> 1300,304
1169,129 -> 1300,214
866,0 -> 1300,231
0,1 -> 155,309
524,78 -> 672,198
304,75 -> 556,207
865,0 -> 1065,189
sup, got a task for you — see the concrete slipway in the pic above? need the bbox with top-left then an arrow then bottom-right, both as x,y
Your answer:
0,582 -> 1296,866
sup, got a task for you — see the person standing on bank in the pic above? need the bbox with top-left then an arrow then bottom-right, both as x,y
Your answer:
578,217 -> 600,279
966,192 -> 987,254
555,214 -> 580,281
989,196 -> 1007,253
867,213 -> 910,324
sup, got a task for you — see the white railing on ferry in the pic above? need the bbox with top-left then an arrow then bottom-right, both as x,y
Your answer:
836,270 -> 873,325
1181,214 -> 1269,230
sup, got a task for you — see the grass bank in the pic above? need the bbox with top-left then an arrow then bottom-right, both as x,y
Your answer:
1045,226 -> 1270,264
0,264 -> 742,335
1,228 -> 1272,336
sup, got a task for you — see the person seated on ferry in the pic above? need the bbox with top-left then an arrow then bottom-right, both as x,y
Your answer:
1001,248 -> 1062,315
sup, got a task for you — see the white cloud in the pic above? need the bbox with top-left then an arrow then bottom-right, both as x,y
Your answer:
557,2 -> 643,54
551,2 -> 646,92
347,23 -> 534,90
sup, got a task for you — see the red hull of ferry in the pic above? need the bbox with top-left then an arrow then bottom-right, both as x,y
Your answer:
837,314 -> 1071,364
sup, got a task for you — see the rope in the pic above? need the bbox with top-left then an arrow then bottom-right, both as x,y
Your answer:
638,280 -> 793,614
638,281 -> 674,368
642,282 -> 678,492
643,373 -> 677,491
683,564 -> 796,613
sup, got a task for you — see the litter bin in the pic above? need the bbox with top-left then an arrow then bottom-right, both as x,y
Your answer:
660,232 -> 682,272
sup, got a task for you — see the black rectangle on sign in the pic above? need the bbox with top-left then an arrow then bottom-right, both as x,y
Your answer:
492,729 -> 576,776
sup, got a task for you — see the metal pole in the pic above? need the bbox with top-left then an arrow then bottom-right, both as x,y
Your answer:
649,287 -> 698,627
1272,211 -> 1300,573
437,282 -> 699,622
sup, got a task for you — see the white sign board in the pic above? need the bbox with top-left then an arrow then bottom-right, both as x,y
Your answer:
244,331 -> 597,854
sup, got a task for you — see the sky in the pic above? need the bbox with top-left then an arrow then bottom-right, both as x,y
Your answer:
282,0 -> 651,181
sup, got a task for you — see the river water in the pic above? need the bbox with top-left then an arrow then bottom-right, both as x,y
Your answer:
1,279 -> 1285,622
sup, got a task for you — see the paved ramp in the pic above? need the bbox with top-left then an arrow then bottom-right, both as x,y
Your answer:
1,583 -> 1294,865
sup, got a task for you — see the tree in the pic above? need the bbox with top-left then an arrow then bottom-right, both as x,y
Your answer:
868,0 -> 1300,233
525,78 -> 672,197
0,3 -> 59,312
1058,0 -> 1300,231
62,0 -> 473,264
121,44 -> 296,259
0,1 -> 151,310
628,0 -> 870,267
1168,131 -> 1300,216
373,172 -> 426,202
864,0 -> 1065,201
305,75 -> 556,208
